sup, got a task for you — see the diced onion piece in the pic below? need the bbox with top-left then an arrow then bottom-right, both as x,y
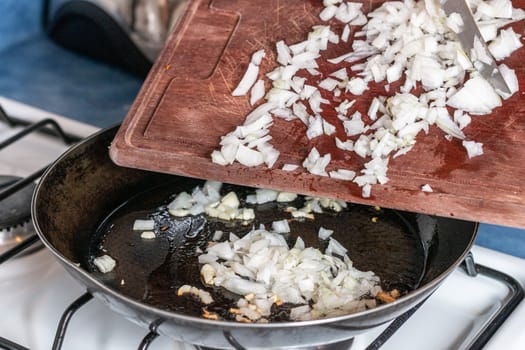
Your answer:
361,184 -> 372,198
221,191 -> 240,209
251,49 -> 266,65
446,12 -> 464,34
447,75 -> 502,115
140,231 -> 156,239
488,28 -> 522,60
318,227 -> 334,240
303,147 -> 331,176
93,255 -> 116,273
168,192 -> 194,211
213,230 -> 224,241
343,112 -> 366,136
232,62 -> 260,96
272,219 -> 291,233
133,219 -> 155,231
236,144 -> 265,167
282,164 -> 299,171
222,277 -> 267,295
346,77 -> 368,95
325,237 -> 347,256
294,236 -> 306,250
320,5 -> 338,21
276,192 -> 298,202
232,50 -> 266,96
329,169 -> 356,181
306,115 -> 324,139
335,137 -> 354,151
211,150 -> 228,166
276,40 -> 292,66
435,110 -> 465,140
341,24 -> 351,42
318,77 -> 340,91
323,119 -> 336,135
177,285 -> 214,305
330,68 -> 348,81
201,264 -> 216,285
250,80 -> 266,105
255,189 -> 279,204
421,184 -> 433,193
462,140 -> 484,159
207,241 -> 235,260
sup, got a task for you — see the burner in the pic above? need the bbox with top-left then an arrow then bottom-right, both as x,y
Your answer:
0,175 -> 40,256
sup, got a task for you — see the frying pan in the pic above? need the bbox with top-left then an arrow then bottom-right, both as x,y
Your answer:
32,126 -> 477,349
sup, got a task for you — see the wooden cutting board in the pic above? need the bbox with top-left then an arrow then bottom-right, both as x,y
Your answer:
110,0 -> 525,228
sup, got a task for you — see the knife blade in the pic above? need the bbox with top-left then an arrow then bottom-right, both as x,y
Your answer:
441,0 -> 510,94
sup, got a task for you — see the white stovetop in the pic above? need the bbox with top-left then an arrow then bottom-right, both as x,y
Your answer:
1,97 -> 524,350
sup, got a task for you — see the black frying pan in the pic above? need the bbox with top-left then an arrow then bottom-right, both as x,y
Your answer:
32,126 -> 477,349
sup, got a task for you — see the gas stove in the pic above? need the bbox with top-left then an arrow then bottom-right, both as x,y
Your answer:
0,97 -> 524,350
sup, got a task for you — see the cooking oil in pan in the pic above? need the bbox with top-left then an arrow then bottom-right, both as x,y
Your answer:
89,180 -> 426,321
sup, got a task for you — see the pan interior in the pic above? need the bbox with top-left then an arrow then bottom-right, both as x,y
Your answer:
87,179 -> 426,322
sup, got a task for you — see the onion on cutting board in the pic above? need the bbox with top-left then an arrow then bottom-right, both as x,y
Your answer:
212,0 -> 524,198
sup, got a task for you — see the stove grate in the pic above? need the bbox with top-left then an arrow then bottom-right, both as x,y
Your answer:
0,112 -> 79,203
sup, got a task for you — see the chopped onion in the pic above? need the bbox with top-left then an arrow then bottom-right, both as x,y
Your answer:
250,80 -> 266,105
177,285 -> 214,305
254,188 -> 279,204
140,231 -> 156,239
346,77 -> 368,95
236,144 -> 264,167
462,140 -> 484,159
302,147 -> 331,176
93,255 -> 116,273
211,0 -> 522,199
168,191 -> 194,211
488,27 -> 522,60
276,192 -> 298,202
447,75 -> 502,115
213,230 -> 224,241
232,49 -> 266,96
199,225 -> 381,321
318,227 -> 334,240
421,184 -> 433,193
343,111 -> 366,136
133,219 -> 155,231
272,219 -> 290,233
282,163 -> 299,171
325,237 -> 348,257
329,169 -> 356,181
